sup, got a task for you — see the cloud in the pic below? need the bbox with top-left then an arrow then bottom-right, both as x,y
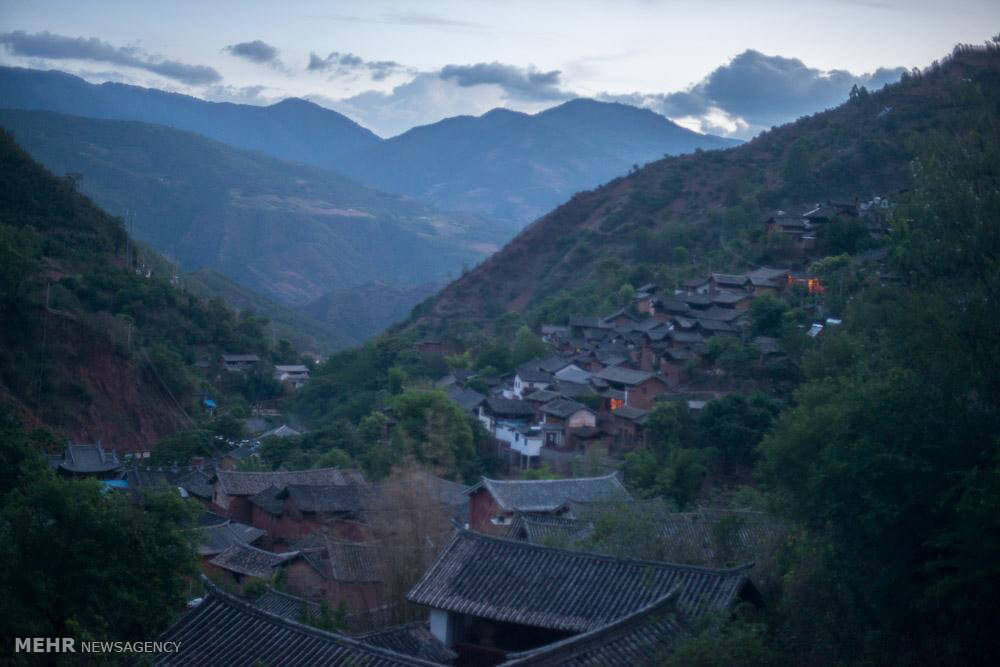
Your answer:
202,84 -> 277,105
605,50 -> 904,137
0,30 -> 221,85
223,40 -> 281,66
438,62 -> 571,101
307,50 -> 405,81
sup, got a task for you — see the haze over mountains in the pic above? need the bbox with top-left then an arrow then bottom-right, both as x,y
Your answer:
0,66 -> 739,226
0,109 -> 500,322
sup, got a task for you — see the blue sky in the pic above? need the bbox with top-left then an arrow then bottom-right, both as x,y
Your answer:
1,1 -> 997,137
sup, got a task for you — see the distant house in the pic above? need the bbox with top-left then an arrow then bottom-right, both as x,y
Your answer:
446,385 -> 487,414
212,467 -> 367,523
600,309 -> 640,328
258,424 -> 302,440
206,542 -> 304,590
747,267 -> 790,294
284,534 -> 389,621
466,473 -> 632,534
54,441 -> 121,479
197,514 -> 266,559
478,398 -> 537,435
593,367 -> 670,410
407,529 -> 757,658
513,368 -> 554,399
221,353 -> 260,372
539,398 -> 597,449
273,364 -> 310,390
608,405 -> 650,452
250,482 -> 373,542
710,273 -> 751,293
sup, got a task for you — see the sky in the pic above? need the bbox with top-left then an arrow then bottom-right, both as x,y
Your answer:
1,0 -> 998,138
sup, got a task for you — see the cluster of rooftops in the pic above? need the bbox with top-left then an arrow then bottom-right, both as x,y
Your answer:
140,466 -> 778,665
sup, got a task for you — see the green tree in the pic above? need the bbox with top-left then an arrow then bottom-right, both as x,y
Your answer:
749,294 -> 788,337
511,326 -> 548,367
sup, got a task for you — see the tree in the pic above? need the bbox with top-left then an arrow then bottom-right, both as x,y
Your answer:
749,294 -> 788,337
387,365 -> 407,395
0,416 -> 198,642
511,326 -> 548,367
696,393 -> 778,471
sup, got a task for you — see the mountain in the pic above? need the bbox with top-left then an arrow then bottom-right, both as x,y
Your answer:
403,46 -> 1000,331
0,127 -> 293,449
299,281 -> 442,345
0,67 -> 739,227
0,66 -> 379,165
344,99 -> 741,226
0,109 -> 508,315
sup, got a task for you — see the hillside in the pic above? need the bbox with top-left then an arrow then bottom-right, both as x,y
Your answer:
410,47 -> 1000,332
0,66 -> 380,165
0,128 -> 304,449
345,99 -> 740,226
0,109 -> 508,314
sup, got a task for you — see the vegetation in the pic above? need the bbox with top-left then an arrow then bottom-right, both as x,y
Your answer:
0,410 -> 198,648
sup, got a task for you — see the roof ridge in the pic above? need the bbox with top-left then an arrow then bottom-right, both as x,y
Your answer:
455,528 -> 755,574
481,471 -> 618,485
501,588 -> 687,663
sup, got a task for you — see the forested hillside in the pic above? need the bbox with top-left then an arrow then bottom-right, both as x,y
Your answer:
0,109 -> 507,312
0,129 -> 296,449
412,47 -> 1000,336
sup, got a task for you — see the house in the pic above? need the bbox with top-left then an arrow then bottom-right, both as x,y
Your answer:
258,424 -> 301,440
659,348 -> 695,387
539,399 -> 597,449
285,534 -> 388,620
212,467 -> 367,523
513,368 -> 554,399
358,622 -> 459,665
608,406 -> 650,453
478,398 -> 537,434
249,482 -> 373,542
600,309 -> 639,328
197,514 -> 266,559
407,529 -> 757,658
682,277 -> 711,294
711,291 -> 753,310
156,579 -> 438,666
747,267 -> 790,295
206,542 -> 304,590
221,353 -> 259,372
709,273 -> 751,293
593,367 -> 670,410
273,364 -> 310,390
447,385 -> 487,414
54,441 -> 121,478
466,473 -> 632,534
493,423 -> 545,471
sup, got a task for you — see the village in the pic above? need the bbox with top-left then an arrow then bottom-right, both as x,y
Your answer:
35,195 -> 898,666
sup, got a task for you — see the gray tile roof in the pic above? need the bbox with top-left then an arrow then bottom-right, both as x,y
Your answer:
517,368 -> 555,384
507,514 -> 593,545
58,442 -> 121,474
406,530 -> 753,633
249,485 -> 285,516
281,483 -> 372,514
216,467 -> 367,497
198,520 -> 266,556
499,591 -> 689,666
252,587 -> 322,620
523,389 -> 565,404
594,367 -> 659,387
446,385 -> 487,412
612,406 -> 649,423
156,581 -> 437,666
541,398 -> 593,420
484,398 -> 537,418
358,622 -> 458,664
292,535 -> 384,583
209,544 -> 302,578
472,474 -> 632,512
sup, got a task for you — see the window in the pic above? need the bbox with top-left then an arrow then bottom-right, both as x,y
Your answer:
491,515 -> 512,526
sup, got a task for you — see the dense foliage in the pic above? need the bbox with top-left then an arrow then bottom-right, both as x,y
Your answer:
0,411 -> 197,651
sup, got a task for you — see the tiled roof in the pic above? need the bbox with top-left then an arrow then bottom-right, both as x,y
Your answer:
471,473 -> 632,512
711,273 -> 749,286
507,514 -> 593,545
612,406 -> 649,423
281,483 -> 371,514
259,425 -> 302,439
499,591 -> 688,666
209,544 -> 302,578
594,367 -> 659,387
541,398 -> 593,420
517,368 -> 555,384
198,520 -> 266,556
249,485 -> 285,516
177,470 -> 214,498
358,622 -> 458,664
216,467 -> 366,497
252,587 -> 321,620
59,442 -> 121,474
220,354 -> 260,362
698,306 -> 745,323
747,267 -> 790,287
155,580 -> 437,666
293,535 -> 384,583
447,385 -> 487,412
407,530 -> 753,632
484,398 -> 537,418
659,510 -> 787,567
523,389 -> 564,404
696,318 -> 737,333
